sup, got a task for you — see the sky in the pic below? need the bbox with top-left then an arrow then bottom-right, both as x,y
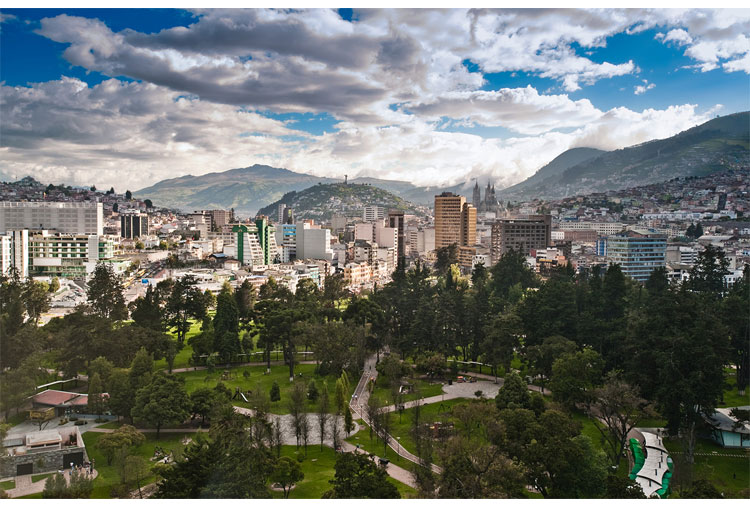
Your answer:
0,7 -> 749,193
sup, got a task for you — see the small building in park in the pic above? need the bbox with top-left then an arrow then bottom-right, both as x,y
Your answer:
30,389 -> 105,417
705,406 -> 750,448
0,427 -> 88,477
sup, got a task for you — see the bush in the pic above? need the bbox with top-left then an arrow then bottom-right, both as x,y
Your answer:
74,420 -> 88,426
270,381 -> 281,402
296,453 -> 305,463
69,416 -> 79,421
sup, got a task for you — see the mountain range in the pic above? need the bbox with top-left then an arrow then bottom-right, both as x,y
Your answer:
498,111 -> 749,200
134,111 -> 749,214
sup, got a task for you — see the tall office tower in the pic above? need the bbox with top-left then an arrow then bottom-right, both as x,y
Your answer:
363,206 -> 385,222
0,234 -> 11,276
606,229 -> 666,282
0,230 -> 29,277
278,204 -> 287,224
0,201 -> 103,235
120,212 -> 150,239
209,210 -> 233,229
460,203 -> 477,246
434,193 -> 477,268
490,214 -> 552,263
472,181 -> 481,207
434,192 -> 465,249
233,217 -> 278,266
387,210 -> 405,263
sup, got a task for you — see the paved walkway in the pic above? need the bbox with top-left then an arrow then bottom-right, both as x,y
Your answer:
5,469 -> 99,498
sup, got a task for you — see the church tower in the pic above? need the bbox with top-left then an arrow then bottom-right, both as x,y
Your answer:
472,180 -> 481,207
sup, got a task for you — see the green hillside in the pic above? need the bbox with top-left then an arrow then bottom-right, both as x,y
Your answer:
256,183 -> 427,221
500,111 -> 750,200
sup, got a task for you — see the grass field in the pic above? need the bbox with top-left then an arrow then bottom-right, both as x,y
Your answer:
173,363 -> 352,415
719,369 -> 750,408
269,445 -> 415,499
663,437 -> 750,498
346,398 -> 470,464
0,479 -> 15,490
96,421 -> 124,430
82,431 -> 192,499
368,377 -> 445,406
31,473 -> 55,483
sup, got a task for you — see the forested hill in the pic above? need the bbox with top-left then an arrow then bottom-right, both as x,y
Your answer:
498,111 -> 750,200
256,183 -> 426,222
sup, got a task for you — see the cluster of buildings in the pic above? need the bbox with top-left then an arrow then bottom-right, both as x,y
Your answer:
2,167 -> 748,305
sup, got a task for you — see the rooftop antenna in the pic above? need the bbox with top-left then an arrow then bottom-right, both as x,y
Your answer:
344,174 -> 348,184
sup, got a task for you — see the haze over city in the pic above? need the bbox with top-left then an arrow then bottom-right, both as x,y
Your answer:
1,7 -> 749,191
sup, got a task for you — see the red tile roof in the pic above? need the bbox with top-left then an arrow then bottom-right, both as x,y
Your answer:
32,390 -> 79,406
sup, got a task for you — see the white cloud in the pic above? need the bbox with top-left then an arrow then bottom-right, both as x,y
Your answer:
634,80 -> 656,95
1,8 -> 745,193
662,28 -> 693,46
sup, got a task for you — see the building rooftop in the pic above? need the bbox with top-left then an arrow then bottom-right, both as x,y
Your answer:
32,390 -> 79,406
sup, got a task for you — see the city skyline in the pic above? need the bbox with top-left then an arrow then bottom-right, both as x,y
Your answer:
1,7 -> 748,193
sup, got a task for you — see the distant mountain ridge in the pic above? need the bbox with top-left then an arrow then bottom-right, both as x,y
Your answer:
498,112 -> 750,200
256,182 -> 426,222
133,112 -> 749,213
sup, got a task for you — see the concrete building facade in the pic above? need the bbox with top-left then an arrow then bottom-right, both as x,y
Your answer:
490,215 -> 552,263
0,201 -> 103,235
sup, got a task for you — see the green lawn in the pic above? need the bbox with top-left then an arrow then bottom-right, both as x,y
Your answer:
571,411 -> 608,454
82,431 -> 192,499
663,437 -> 750,498
154,319 -> 202,371
368,377 -> 445,407
719,369 -> 750,408
346,398 -> 470,465
172,363 -> 352,415
31,473 -> 54,483
0,479 -> 15,490
96,421 -> 124,430
267,445 -> 413,498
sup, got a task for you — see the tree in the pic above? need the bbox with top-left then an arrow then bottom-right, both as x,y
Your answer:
131,372 -> 191,439
334,378 -> 346,415
87,262 -> 127,320
234,279 -> 256,325
42,472 -> 67,498
108,370 -> 134,422
166,276 -> 208,344
307,380 -> 319,402
270,456 -> 304,499
129,348 -> 154,392
550,348 -> 604,411
22,279 -> 50,324
49,276 -> 60,293
122,455 -> 150,498
317,381 -> 330,450
344,406 -> 354,436
495,371 -> 531,410
96,424 -> 145,465
434,243 -> 459,276
190,387 -> 229,426
88,356 -> 115,390
155,412 -> 275,498
686,244 -> 730,296
526,335 -> 577,392
68,469 -> 94,498
605,475 -> 646,499
680,478 -> 721,499
288,381 -> 307,448
144,199 -> 153,208
270,381 -> 281,403
325,452 -> 400,498
437,436 -> 526,498
482,309 -> 522,376
589,371 -> 655,468
488,248 -> 537,305
87,373 -> 106,417
125,189 -> 132,200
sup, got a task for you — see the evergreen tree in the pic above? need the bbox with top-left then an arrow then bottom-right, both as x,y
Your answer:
87,373 -> 105,416
131,372 -> 190,439
87,262 -> 127,320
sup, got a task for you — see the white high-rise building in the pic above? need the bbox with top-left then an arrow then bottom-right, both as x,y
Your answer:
0,230 -> 30,277
295,223 -> 333,261
363,206 -> 385,222
0,202 -> 103,235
